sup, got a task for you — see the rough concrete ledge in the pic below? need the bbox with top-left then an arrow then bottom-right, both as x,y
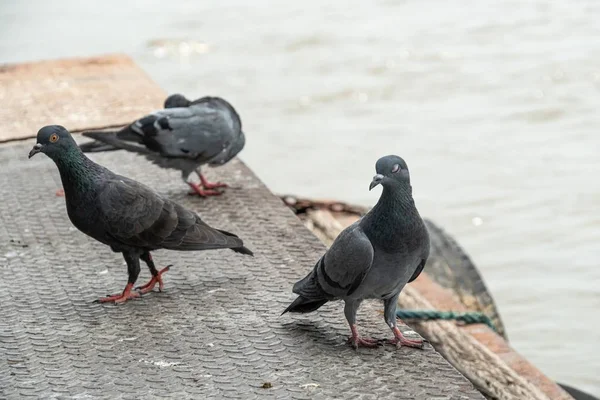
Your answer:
0,54 -> 164,142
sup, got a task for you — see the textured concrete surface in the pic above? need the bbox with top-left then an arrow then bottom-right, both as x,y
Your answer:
0,54 -> 164,142
0,139 -> 483,399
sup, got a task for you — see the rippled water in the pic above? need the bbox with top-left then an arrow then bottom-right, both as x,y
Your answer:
1,0 -> 599,395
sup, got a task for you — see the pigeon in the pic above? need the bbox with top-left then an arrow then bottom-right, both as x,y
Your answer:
29,125 -> 253,304
163,93 -> 194,109
78,94 -> 246,197
282,155 -> 430,349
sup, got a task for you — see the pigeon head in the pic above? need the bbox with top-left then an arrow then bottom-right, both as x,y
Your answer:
369,155 -> 410,191
28,125 -> 78,160
164,94 -> 191,108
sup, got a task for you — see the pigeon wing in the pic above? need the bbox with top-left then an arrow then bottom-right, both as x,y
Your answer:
157,107 -> 233,160
314,222 -> 374,298
96,177 -> 171,247
408,259 -> 426,283
96,176 -> 243,251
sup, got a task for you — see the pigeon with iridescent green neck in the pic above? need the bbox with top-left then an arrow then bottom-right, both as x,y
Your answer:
29,125 -> 253,304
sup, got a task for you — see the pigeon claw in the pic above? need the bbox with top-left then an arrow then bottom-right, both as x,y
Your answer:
96,283 -> 141,304
348,336 -> 382,350
347,324 -> 383,349
203,182 -> 228,189
135,265 -> 171,294
388,327 -> 425,349
56,189 -> 65,197
199,174 -> 229,189
187,183 -> 224,197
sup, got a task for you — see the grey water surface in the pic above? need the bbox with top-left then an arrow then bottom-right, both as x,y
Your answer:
1,0 -> 598,395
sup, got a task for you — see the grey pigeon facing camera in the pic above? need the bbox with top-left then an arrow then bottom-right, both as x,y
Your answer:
29,125 -> 253,304
78,94 -> 245,197
283,155 -> 430,349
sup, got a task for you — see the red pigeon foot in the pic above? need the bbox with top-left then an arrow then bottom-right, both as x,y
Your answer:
199,174 -> 228,190
97,283 -> 140,304
187,182 -> 223,197
348,336 -> 382,349
348,325 -> 382,349
135,266 -> 171,294
387,326 -> 424,349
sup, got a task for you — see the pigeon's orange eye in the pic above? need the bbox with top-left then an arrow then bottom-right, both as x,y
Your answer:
391,164 -> 400,173
49,134 -> 59,143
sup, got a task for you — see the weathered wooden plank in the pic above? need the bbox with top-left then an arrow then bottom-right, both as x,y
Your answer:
0,54 -> 165,141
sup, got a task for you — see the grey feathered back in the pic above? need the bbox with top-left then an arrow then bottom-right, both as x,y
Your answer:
80,96 -> 246,179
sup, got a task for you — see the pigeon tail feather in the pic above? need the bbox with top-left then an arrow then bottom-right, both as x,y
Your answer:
281,296 -> 328,315
78,140 -> 120,153
81,130 -> 152,156
216,228 -> 254,256
282,264 -> 331,314
231,246 -> 254,256
85,126 -> 142,142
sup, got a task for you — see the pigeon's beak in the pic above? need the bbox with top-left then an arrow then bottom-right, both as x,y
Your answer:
28,143 -> 42,159
369,174 -> 384,191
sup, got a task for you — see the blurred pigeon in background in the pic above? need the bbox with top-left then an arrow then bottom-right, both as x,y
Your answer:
283,155 -> 430,349
78,94 -> 246,197
29,125 -> 253,304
